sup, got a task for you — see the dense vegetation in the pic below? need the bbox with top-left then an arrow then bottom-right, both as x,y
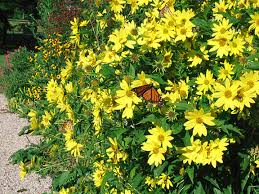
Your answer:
3,0 -> 259,193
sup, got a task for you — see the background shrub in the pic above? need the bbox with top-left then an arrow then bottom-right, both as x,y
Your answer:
1,47 -> 33,99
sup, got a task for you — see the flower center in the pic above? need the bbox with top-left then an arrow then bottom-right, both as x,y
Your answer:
158,134 -> 164,142
218,38 -> 227,46
237,90 -> 244,101
204,79 -> 209,85
153,147 -> 159,154
126,90 -> 133,97
247,80 -> 254,88
196,117 -> 203,124
163,28 -> 169,34
179,90 -> 187,97
180,28 -> 187,35
180,19 -> 186,25
224,90 -> 232,98
256,19 -> 259,26
220,28 -> 226,34
223,69 -> 229,75
232,42 -> 237,48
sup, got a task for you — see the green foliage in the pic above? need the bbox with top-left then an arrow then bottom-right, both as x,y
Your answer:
2,47 -> 33,99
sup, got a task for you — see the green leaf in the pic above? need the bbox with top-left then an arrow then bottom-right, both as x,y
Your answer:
53,171 -> 76,189
110,127 -> 128,139
222,185 -> 232,194
154,161 -> 168,177
192,18 -> 210,29
100,64 -> 114,77
100,171 -> 114,194
213,188 -> 222,194
182,131 -> 191,146
18,125 -> 31,136
241,172 -> 250,192
175,102 -> 193,111
130,174 -> 144,188
247,53 -> 259,61
147,74 -> 166,85
129,64 -> 135,78
139,114 -> 157,124
247,61 -> 259,70
171,123 -> 183,135
160,118 -> 170,130
130,166 -> 138,179
204,176 -> 220,189
180,184 -> 192,193
194,182 -> 206,194
186,166 -> 194,184
240,155 -> 250,171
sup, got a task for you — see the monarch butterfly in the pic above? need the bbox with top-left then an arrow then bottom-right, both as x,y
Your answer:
159,5 -> 173,18
58,120 -> 73,133
132,84 -> 162,103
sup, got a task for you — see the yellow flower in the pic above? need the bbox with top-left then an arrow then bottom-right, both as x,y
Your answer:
188,46 -> 209,67
213,79 -> 239,111
178,79 -> 189,99
65,139 -> 83,158
145,176 -> 157,190
142,140 -> 166,166
146,127 -> 173,149
218,61 -> 234,80
208,34 -> 231,58
131,71 -> 158,88
174,9 -> 195,27
184,109 -> 215,137
157,173 -> 173,190
255,160 -> 259,168
239,71 -> 259,95
196,70 -> 215,95
28,110 -> 38,131
106,137 -> 127,164
65,82 -> 73,93
182,138 -> 229,168
109,28 -> 129,52
229,35 -> 245,56
19,162 -> 27,181
41,111 -> 52,127
208,138 -> 229,168
59,187 -> 70,194
110,0 -> 126,13
235,86 -> 256,111
137,0 -> 152,6
93,160 -> 106,187
212,0 -> 229,13
127,0 -> 139,14
156,23 -> 175,42
46,79 -> 64,103
248,13 -> 259,37
175,24 -> 195,42
121,189 -> 132,194
114,80 -> 141,118
70,18 -> 79,35
211,18 -> 233,38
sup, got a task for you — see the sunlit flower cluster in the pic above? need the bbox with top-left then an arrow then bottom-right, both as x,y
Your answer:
182,138 -> 229,168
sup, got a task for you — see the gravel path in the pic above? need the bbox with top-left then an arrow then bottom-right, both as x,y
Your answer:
0,94 -> 52,194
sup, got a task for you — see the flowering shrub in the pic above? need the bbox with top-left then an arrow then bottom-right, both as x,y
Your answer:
10,0 -> 259,193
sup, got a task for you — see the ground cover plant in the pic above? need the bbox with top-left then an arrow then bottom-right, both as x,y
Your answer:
9,0 -> 259,193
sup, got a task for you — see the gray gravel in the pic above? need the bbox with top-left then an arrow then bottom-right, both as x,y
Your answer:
0,94 -> 52,194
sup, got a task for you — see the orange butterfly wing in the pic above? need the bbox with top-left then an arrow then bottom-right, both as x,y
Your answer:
142,87 -> 161,102
132,84 -> 152,97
